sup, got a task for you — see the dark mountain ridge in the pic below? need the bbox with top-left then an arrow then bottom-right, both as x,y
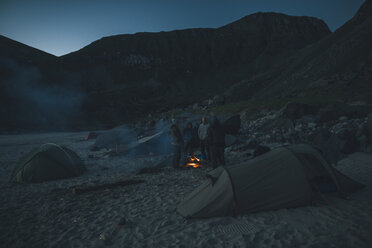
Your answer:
226,0 -> 372,105
1,2 -> 371,130
61,12 -> 329,88
0,35 -> 56,65
56,12 -> 330,127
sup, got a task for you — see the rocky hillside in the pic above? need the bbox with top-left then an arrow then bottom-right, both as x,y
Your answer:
226,0 -> 372,105
273,0 -> 372,100
58,12 -> 330,125
1,1 -> 372,131
61,12 -> 329,86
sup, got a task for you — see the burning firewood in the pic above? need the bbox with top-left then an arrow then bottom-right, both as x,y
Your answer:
185,155 -> 203,168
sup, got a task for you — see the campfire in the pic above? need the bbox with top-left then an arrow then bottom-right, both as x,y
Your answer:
185,155 -> 203,168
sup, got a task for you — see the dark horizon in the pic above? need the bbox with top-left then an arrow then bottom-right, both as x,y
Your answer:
0,0 -> 365,57
0,10 -> 332,58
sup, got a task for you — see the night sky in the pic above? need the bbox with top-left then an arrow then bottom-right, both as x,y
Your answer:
0,0 -> 365,56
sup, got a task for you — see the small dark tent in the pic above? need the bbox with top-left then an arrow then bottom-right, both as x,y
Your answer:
177,144 -> 364,218
10,143 -> 85,183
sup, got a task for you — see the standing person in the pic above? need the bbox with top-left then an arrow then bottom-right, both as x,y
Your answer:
208,117 -> 226,168
198,116 -> 210,161
170,119 -> 184,169
183,122 -> 194,156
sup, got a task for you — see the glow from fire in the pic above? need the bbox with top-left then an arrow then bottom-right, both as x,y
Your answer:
186,163 -> 202,168
190,155 -> 200,162
185,155 -> 202,168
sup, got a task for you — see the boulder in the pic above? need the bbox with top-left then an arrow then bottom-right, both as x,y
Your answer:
340,132 -> 360,154
278,102 -> 319,121
334,127 -> 362,154
260,118 -> 294,132
222,115 -> 241,135
306,128 -> 331,146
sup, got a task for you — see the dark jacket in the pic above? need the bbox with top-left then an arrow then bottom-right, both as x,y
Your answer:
171,124 -> 184,145
183,123 -> 193,143
208,119 -> 225,147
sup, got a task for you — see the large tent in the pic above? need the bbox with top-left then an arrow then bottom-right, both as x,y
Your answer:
177,144 -> 364,218
10,143 -> 85,183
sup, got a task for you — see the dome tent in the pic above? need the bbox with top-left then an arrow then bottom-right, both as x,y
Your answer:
10,143 -> 85,183
177,144 -> 364,218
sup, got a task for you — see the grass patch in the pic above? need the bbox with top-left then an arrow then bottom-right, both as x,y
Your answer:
209,89 -> 356,116
163,108 -> 184,118
154,84 -> 372,120
210,98 -> 288,115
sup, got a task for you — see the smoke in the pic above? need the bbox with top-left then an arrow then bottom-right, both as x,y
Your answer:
0,57 -> 85,131
94,125 -> 137,149
120,119 -> 173,156
152,119 -> 172,155
92,118 -> 174,156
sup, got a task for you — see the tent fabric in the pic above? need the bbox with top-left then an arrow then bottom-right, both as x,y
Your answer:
177,144 -> 364,218
177,167 -> 234,218
10,143 -> 85,183
287,145 -> 363,197
226,147 -> 313,214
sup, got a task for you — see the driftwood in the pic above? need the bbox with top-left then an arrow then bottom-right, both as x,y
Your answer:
136,156 -> 173,175
71,179 -> 145,195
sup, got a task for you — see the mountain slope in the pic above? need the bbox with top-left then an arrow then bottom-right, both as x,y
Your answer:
4,3 -> 371,130
0,35 -> 58,82
0,36 -> 80,131
57,12 -> 330,125
61,12 -> 329,88
229,0 -> 372,104
0,35 -> 57,66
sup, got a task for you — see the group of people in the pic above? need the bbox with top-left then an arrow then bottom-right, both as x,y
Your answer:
170,116 -> 225,169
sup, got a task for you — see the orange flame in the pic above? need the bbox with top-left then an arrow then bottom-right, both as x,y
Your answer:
185,163 -> 202,168
185,155 -> 202,168
190,155 -> 201,162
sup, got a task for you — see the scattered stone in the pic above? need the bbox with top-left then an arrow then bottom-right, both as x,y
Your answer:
318,104 -> 372,123
307,128 -> 331,146
260,118 -> 294,132
278,102 -> 319,121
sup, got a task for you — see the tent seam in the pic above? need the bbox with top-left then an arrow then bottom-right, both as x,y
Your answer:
223,166 -> 239,216
284,147 -> 314,204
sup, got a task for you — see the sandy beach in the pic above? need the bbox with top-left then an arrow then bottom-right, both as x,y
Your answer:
0,131 -> 371,248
